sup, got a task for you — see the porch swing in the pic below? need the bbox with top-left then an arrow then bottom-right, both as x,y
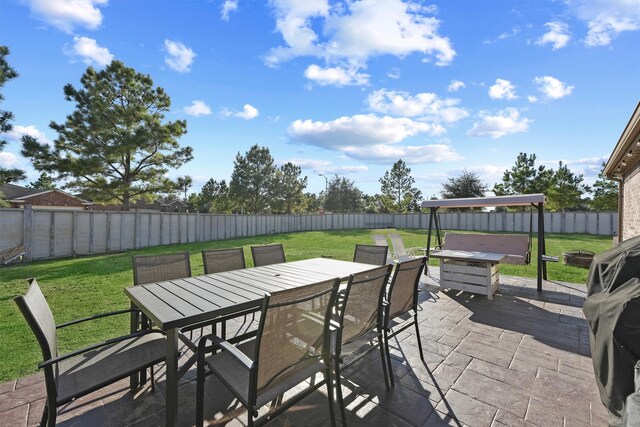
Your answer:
422,193 -> 549,292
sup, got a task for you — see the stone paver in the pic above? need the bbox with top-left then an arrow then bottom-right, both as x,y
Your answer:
0,271 -> 610,426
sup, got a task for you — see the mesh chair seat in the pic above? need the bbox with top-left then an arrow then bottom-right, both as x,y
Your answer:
205,340 -> 327,408
57,332 -> 165,403
353,244 -> 389,266
250,244 -> 286,267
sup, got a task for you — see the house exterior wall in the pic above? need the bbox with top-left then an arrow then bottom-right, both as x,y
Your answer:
622,161 -> 640,241
11,191 -> 86,209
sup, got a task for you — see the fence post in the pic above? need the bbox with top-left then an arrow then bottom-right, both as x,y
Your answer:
23,204 -> 33,262
135,210 -> 141,249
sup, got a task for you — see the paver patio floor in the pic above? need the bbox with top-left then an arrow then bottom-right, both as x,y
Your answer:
0,270 -> 608,426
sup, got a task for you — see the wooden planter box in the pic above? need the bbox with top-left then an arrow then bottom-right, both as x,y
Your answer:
439,258 -> 500,300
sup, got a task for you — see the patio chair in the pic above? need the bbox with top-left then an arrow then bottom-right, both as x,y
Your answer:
371,235 -> 394,264
381,257 -> 427,387
202,247 -> 246,274
202,248 -> 255,338
132,252 -> 191,383
387,233 -> 427,262
333,264 -> 393,423
251,243 -> 286,267
195,278 -> 341,427
353,244 -> 389,266
14,279 -> 166,427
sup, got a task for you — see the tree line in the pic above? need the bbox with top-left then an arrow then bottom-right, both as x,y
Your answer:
0,46 -> 617,212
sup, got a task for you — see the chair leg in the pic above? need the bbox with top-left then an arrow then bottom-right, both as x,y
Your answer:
324,367 -> 337,427
150,365 -> 155,391
196,359 -> 205,427
46,403 -> 56,427
377,328 -> 391,390
334,361 -> 347,426
413,314 -> 425,363
383,327 -> 395,388
39,403 -> 48,427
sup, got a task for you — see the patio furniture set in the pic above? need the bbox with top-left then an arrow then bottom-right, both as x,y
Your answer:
15,242 -> 427,427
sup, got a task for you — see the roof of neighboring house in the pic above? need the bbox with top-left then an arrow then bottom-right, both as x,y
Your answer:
605,101 -> 640,179
0,183 -> 92,205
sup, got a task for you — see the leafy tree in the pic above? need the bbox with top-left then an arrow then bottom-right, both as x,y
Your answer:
546,161 -> 589,211
363,194 -> 387,213
197,178 -> 233,213
176,176 -> 192,202
493,152 -> 553,197
272,162 -> 308,214
590,162 -> 618,211
379,159 -> 422,213
301,192 -> 322,213
229,144 -> 277,213
0,46 -> 26,185
21,60 -> 192,210
440,170 -> 487,211
29,172 -> 56,190
325,175 -> 364,213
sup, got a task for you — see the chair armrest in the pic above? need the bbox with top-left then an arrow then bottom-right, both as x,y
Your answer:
198,334 -> 253,370
56,308 -> 139,329
39,329 -> 161,369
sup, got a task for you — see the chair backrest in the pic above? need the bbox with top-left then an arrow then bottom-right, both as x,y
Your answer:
202,248 -> 246,274
253,278 -> 340,394
14,278 -> 58,364
132,252 -> 191,285
251,244 -> 286,267
338,265 -> 392,348
386,258 -> 426,321
443,233 -> 530,265
388,233 -> 408,258
353,244 -> 388,266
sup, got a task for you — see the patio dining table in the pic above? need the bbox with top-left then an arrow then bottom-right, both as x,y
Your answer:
125,257 -> 378,427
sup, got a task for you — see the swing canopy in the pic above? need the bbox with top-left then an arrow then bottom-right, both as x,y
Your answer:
421,193 -> 545,209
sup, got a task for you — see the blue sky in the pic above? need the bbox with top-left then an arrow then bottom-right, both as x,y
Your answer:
1,0 -> 639,198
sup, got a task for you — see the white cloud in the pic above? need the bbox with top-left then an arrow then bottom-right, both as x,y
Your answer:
6,125 -> 53,145
289,114 -> 444,149
304,64 -> 370,86
222,104 -> 259,120
565,0 -> 640,46
66,36 -> 113,66
366,89 -> 468,123
342,143 -> 461,164
0,152 -> 21,168
221,0 -> 238,21
287,114 -> 457,163
285,158 -> 369,174
534,75 -> 574,99
528,95 -> 538,103
488,79 -> 518,100
467,108 -> 531,139
448,80 -> 465,92
536,21 -> 571,50
183,100 -> 212,116
164,40 -> 196,73
28,0 -> 107,33
387,68 -> 401,79
265,0 -> 456,74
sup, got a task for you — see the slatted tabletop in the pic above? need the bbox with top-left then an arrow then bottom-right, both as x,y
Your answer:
430,249 -> 507,263
125,257 -> 377,331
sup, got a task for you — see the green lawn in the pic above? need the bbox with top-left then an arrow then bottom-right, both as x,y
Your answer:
0,229 -> 612,382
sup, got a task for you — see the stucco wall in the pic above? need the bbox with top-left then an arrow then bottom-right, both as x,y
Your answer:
623,162 -> 640,241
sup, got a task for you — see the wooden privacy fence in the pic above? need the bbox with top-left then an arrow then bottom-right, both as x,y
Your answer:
0,207 -> 618,262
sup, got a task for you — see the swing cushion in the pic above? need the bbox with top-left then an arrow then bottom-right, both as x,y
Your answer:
443,233 -> 530,265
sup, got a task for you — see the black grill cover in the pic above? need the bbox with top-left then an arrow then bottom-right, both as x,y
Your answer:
583,235 -> 640,424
